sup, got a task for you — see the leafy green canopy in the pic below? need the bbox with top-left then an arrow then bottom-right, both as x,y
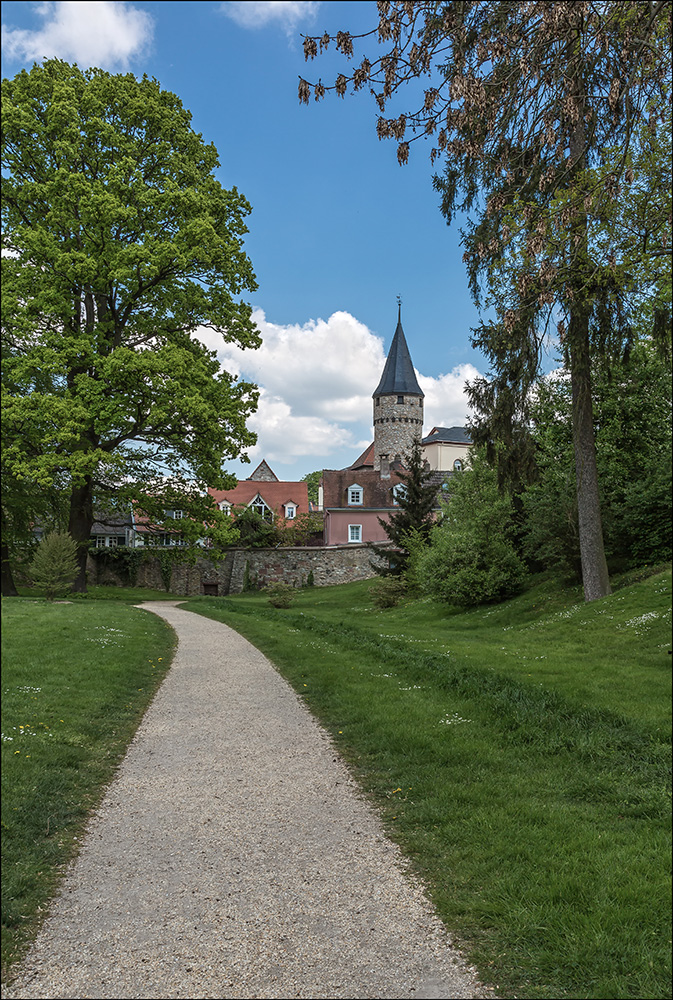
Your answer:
2,61 -> 260,585
523,343 -> 673,578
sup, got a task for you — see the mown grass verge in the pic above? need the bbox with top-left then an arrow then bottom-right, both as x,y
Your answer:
16,584 -> 183,602
1,598 -> 176,981
181,568 -> 672,1000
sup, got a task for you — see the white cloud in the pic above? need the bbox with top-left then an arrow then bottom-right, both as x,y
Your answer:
2,2 -> 153,69
221,1 -> 319,36
196,309 -> 481,474
244,390 -> 356,466
419,367 -> 481,432
202,308 -> 384,420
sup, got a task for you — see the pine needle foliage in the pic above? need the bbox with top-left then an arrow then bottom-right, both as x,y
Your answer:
372,440 -> 439,576
29,532 -> 78,600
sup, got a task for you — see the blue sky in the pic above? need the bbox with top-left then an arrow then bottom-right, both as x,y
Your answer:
1,1 -> 509,481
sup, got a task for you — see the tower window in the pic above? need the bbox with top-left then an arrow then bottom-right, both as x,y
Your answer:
397,395 -> 404,404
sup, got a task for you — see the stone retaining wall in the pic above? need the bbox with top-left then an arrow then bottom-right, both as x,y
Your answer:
87,544 -> 387,596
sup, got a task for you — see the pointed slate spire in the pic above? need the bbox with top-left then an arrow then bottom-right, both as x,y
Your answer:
373,302 -> 424,398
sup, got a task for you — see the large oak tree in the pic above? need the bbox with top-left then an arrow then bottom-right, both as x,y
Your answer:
299,1 -> 671,600
2,60 -> 260,592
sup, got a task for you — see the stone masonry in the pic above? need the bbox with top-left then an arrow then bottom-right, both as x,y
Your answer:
87,544 -> 387,597
373,393 -> 424,470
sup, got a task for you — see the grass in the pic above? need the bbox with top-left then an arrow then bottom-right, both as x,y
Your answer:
16,584 -> 183,602
180,567 -> 672,1000
1,598 -> 176,980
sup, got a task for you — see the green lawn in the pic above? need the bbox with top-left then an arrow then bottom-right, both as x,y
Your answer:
2,572 -> 670,998
16,584 -> 183,602
1,598 -> 176,978
181,568 -> 672,1000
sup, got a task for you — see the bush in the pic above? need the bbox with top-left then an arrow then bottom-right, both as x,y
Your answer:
30,531 -> 78,600
369,576 -> 407,608
416,451 -> 528,607
418,529 -> 528,606
265,582 -> 296,608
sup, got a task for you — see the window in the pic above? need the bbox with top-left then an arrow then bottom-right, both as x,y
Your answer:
348,524 -> 362,543
348,484 -> 363,505
397,395 -> 404,404
453,459 -> 463,472
91,534 -> 126,548
250,494 -> 273,521
392,483 -> 406,505
219,501 -> 231,515
164,509 -> 183,520
284,504 -> 296,519
144,533 -> 187,547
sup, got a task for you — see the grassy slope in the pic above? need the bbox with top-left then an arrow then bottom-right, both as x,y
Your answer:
1,599 -> 176,978
181,568 -> 672,1000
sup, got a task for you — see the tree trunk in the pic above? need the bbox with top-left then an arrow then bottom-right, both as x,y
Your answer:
569,308 -> 611,602
565,16 -> 611,603
68,477 -> 94,593
1,540 -> 19,596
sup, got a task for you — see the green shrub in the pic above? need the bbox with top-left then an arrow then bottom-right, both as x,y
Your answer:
265,582 -> 296,608
417,451 -> 528,607
29,531 -> 78,600
369,576 -> 407,608
418,528 -> 528,606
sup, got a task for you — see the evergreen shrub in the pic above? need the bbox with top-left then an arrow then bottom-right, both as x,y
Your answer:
30,532 -> 78,600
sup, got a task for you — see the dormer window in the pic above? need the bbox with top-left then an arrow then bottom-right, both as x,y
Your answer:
284,504 -> 296,519
392,483 -> 406,505
250,494 -> 273,521
219,501 -> 231,515
348,484 -> 363,505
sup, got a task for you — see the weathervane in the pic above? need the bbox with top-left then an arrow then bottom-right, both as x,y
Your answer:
397,294 -> 402,321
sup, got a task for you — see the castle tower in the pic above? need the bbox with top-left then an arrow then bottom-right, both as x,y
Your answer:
372,305 -> 424,472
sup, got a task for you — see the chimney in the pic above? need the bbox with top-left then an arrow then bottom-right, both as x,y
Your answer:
380,454 -> 390,479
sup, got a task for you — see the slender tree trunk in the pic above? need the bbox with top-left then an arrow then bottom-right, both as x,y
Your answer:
1,540 -> 19,596
565,16 -> 610,602
569,306 -> 611,601
68,476 -> 94,593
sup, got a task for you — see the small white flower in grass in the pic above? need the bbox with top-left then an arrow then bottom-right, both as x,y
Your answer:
619,612 -> 660,629
439,712 -> 472,725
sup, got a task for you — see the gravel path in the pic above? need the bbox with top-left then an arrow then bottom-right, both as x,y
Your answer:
4,602 -> 494,1000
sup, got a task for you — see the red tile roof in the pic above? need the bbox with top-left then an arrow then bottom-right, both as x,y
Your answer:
321,468 -> 405,510
349,442 -> 375,470
208,480 -> 309,514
